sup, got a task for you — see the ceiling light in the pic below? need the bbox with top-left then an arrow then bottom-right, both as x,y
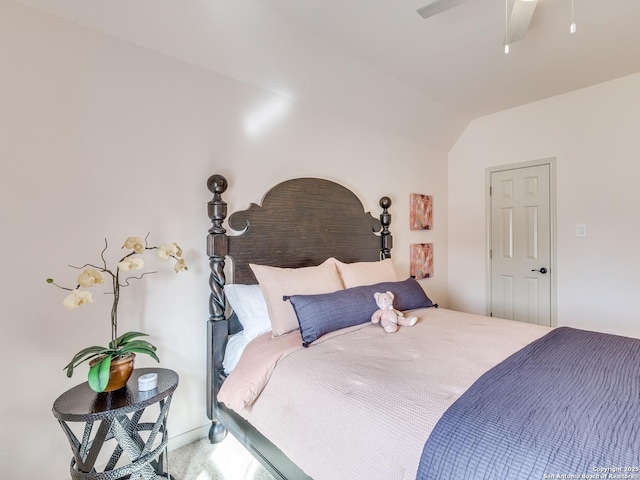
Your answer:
570,0 -> 577,34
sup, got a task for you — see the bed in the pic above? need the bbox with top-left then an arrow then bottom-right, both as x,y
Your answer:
206,174 -> 640,480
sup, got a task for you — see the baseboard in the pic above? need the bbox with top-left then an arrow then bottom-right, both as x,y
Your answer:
167,424 -> 209,451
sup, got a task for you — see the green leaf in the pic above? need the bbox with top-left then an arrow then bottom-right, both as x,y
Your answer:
113,331 -> 149,348
88,356 -> 111,393
120,339 -> 156,351
121,344 -> 160,363
65,346 -> 108,365
64,346 -> 110,377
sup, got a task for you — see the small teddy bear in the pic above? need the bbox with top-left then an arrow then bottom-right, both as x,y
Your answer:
371,291 -> 418,333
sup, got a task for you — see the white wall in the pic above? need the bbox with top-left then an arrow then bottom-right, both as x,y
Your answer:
0,3 -> 448,478
448,72 -> 640,338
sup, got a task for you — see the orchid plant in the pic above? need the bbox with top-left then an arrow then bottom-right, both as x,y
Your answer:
48,235 -> 187,392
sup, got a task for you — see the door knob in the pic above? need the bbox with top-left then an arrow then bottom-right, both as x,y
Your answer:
531,267 -> 548,274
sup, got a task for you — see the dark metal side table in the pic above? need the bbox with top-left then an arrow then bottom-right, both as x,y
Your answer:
52,368 -> 179,480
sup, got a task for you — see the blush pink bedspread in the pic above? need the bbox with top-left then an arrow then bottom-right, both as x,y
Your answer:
219,308 -> 551,480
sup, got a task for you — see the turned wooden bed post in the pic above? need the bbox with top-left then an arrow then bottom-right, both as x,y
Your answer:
379,196 -> 392,259
206,174 -> 229,443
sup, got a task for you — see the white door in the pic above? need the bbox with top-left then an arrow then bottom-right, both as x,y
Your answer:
489,163 -> 552,326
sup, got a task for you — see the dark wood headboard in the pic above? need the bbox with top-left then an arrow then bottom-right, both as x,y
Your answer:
205,174 -> 393,461
220,176 -> 391,283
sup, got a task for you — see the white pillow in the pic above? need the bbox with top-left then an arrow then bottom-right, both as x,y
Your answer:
225,284 -> 271,340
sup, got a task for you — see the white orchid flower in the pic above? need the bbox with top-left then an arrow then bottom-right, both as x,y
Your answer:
77,269 -> 105,288
63,290 -> 93,311
174,258 -> 188,273
124,236 -> 145,254
157,244 -> 178,260
118,257 -> 144,271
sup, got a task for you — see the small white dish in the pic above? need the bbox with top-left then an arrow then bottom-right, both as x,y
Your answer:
138,372 -> 158,391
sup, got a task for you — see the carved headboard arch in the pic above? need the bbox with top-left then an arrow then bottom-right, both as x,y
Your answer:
226,177 -> 390,283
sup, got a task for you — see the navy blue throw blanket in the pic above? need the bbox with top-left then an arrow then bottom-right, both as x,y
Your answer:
416,327 -> 640,480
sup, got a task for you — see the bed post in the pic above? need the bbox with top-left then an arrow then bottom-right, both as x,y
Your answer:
206,174 -> 229,443
379,196 -> 392,259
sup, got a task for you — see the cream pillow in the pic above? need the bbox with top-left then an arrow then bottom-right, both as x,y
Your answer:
334,258 -> 398,288
250,259 -> 344,337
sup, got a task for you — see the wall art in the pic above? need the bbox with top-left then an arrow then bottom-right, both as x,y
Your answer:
410,193 -> 433,230
410,243 -> 434,278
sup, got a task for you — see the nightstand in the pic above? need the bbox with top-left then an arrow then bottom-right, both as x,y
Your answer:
52,368 -> 179,480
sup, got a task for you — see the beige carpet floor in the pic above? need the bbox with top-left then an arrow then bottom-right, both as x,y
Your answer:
166,435 -> 275,480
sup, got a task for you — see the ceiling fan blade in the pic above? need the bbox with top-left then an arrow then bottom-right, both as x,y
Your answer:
417,0 -> 475,19
507,0 -> 538,43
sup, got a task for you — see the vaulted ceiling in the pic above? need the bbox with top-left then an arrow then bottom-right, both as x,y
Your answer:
253,0 -> 640,118
10,0 -> 640,148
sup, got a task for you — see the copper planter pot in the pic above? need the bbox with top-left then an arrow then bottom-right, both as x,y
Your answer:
90,354 -> 135,392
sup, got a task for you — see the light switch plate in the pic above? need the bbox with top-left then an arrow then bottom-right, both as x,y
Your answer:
576,224 -> 587,238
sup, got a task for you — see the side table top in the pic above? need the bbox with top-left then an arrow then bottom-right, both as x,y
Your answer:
52,368 -> 179,422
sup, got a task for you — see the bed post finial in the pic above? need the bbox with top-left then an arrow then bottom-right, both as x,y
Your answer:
207,174 -> 230,443
379,196 -> 392,259
207,174 -> 228,235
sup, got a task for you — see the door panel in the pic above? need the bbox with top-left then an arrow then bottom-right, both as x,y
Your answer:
490,164 -> 551,326
500,208 -> 513,258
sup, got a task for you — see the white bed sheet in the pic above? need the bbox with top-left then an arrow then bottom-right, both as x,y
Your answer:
222,330 -> 253,374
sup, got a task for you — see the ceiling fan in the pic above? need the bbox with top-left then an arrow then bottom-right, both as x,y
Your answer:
417,0 -> 538,44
